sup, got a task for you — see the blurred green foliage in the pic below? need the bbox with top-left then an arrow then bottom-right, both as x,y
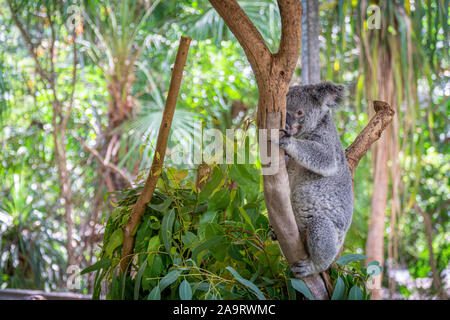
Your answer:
0,0 -> 448,299
82,164 -> 371,300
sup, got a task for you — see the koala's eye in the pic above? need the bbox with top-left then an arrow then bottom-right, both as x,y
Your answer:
297,110 -> 304,117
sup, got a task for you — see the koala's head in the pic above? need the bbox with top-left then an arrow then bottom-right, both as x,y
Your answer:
286,82 -> 345,135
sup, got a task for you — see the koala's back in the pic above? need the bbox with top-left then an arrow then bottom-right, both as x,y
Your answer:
287,117 -> 353,238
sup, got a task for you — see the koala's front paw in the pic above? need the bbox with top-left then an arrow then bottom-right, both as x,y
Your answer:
291,260 -> 316,278
279,129 -> 291,137
268,228 -> 277,241
278,135 -> 293,150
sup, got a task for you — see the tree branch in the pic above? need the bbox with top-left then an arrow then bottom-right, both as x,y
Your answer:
208,0 -> 271,85
120,36 -> 191,272
74,135 -> 133,187
6,0 -> 51,83
62,32 -> 78,131
275,0 -> 303,82
345,101 -> 395,174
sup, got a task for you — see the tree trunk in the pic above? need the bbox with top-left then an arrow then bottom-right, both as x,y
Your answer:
301,0 -> 320,84
365,44 -> 395,300
414,204 -> 447,300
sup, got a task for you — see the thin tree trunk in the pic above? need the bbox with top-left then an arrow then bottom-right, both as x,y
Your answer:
301,0 -> 320,84
53,130 -> 76,267
414,203 -> 447,300
120,36 -> 191,272
365,44 -> 395,300
365,133 -> 388,299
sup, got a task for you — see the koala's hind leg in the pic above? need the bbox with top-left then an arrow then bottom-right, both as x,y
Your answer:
291,216 -> 338,277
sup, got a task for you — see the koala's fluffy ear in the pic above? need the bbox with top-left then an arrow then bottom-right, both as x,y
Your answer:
314,82 -> 346,108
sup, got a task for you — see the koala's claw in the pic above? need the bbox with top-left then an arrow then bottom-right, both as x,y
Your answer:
291,260 -> 315,278
268,228 -> 277,241
278,136 -> 291,149
279,129 -> 291,137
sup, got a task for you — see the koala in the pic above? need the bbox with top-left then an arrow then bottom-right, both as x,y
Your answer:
274,81 -> 353,278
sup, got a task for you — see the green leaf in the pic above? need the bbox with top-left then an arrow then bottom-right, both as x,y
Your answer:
227,245 -> 244,261
207,188 -> 230,211
147,235 -> 161,265
179,280 -> 192,300
230,164 -> 259,185
198,166 -> 223,203
336,254 -> 367,265
148,196 -> 173,212
226,266 -> 266,300
331,276 -> 345,300
80,258 -> 112,275
147,285 -> 161,300
238,206 -> 255,231
104,229 -> 123,257
159,269 -> 182,291
133,259 -> 148,300
161,209 -> 176,253
181,231 -> 198,247
205,223 -> 224,240
348,285 -> 363,300
191,236 -> 225,263
290,279 -> 315,300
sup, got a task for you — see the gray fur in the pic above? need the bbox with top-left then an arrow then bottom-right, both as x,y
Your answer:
276,82 -> 353,277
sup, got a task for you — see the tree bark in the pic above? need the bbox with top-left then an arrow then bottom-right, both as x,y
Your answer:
120,36 -> 191,272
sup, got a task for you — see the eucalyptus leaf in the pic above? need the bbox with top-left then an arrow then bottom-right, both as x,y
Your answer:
290,279 -> 315,300
198,166 -> 223,203
336,254 -> 367,265
331,276 -> 345,300
134,260 -> 148,300
179,279 -> 192,300
148,196 -> 173,212
159,269 -> 182,291
348,285 -> 363,300
191,236 -> 225,263
80,258 -> 112,275
226,266 -> 266,300
147,285 -> 161,300
104,229 -> 123,257
161,209 -> 176,253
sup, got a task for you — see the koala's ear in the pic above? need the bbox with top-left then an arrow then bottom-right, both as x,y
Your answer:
314,82 -> 346,108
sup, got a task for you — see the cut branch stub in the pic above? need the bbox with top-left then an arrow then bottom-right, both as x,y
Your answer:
120,36 -> 191,272
345,100 -> 395,175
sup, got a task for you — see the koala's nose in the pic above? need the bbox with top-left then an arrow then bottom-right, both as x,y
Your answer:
285,123 -> 299,135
